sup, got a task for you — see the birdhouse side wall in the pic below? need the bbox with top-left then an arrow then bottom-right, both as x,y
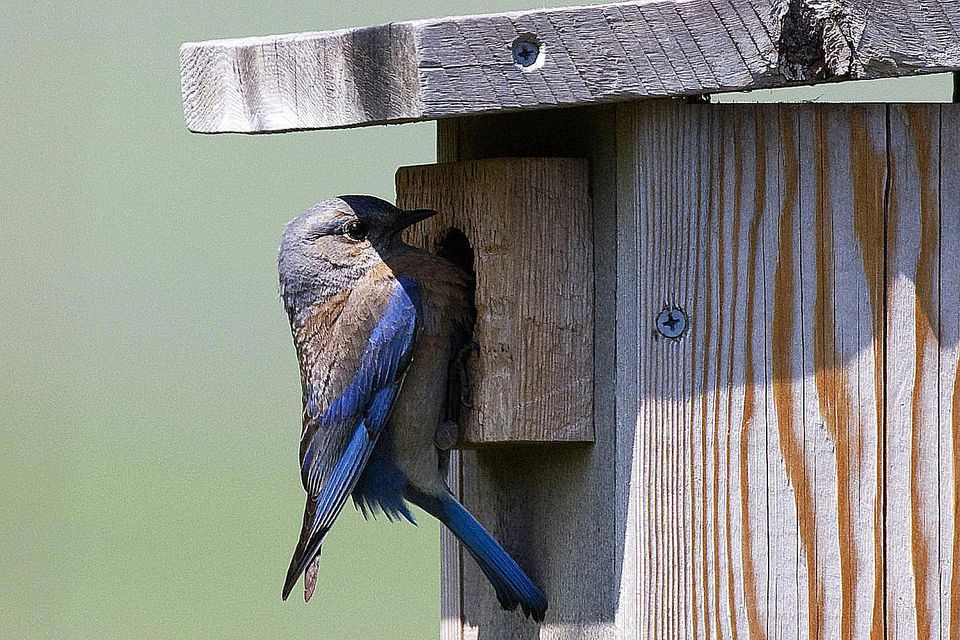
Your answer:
430,101 -> 960,640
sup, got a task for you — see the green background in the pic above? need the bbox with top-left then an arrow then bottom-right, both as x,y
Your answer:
1,2 -> 951,639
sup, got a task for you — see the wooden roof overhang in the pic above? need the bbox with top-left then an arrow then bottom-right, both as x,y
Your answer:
180,0 -> 960,133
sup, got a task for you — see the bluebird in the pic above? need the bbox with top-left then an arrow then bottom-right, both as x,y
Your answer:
277,195 -> 548,620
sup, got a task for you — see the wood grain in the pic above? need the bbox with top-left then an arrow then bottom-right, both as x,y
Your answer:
884,104 -> 942,640
430,106 -> 621,639
622,101 -> 805,640
395,157 -> 594,446
421,100 -> 960,639
615,101 -> 959,639
180,0 -> 960,133
798,104 -> 887,640
939,105 -> 960,640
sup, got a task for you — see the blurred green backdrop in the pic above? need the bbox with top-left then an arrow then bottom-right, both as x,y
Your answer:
0,2 -> 952,639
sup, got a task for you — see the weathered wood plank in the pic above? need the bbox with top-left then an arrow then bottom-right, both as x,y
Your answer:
179,24 -> 423,132
619,101 -> 960,640
180,0 -> 960,133
767,103 -> 805,640
841,104 -> 888,640
623,101 -> 753,638
623,101 -> 785,640
438,448 -> 466,640
425,100 -> 958,638
396,157 -> 594,445
885,104 -> 943,640
617,101 -> 913,640
434,119 -> 466,640
795,103 -> 887,640
939,104 -> 960,640
429,106 -> 620,639
614,102 -> 640,640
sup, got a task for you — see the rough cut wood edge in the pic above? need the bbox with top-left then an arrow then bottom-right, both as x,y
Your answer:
434,119 -> 465,640
180,0 -> 960,133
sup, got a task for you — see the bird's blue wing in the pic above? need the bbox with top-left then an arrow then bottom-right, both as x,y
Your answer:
283,277 -> 420,600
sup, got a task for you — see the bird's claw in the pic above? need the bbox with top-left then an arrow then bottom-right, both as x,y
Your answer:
459,384 -> 473,409
435,420 -> 460,451
455,341 -> 480,408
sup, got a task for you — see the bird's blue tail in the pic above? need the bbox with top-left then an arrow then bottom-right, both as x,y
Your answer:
414,491 -> 547,621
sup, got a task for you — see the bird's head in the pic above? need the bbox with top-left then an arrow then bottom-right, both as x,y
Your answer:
278,195 -> 435,313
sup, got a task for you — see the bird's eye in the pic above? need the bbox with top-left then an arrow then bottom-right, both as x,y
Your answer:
343,220 -> 369,242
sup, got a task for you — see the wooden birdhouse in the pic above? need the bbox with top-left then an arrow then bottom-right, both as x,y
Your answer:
181,1 -> 960,637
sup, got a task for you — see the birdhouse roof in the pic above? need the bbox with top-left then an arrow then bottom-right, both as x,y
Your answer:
179,0 -> 960,134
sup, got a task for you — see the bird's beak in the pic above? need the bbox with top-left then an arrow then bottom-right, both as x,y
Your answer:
392,208 -> 437,233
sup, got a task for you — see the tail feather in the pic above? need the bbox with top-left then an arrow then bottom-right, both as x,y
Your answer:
281,495 -> 323,601
282,424 -> 376,601
415,491 -> 547,621
303,554 -> 321,602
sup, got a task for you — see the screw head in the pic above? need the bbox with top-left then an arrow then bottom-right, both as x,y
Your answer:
655,307 -> 688,340
512,36 -> 541,68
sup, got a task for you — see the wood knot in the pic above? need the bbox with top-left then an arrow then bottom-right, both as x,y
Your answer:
777,0 -> 853,82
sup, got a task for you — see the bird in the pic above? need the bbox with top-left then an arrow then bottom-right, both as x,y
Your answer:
277,195 -> 548,621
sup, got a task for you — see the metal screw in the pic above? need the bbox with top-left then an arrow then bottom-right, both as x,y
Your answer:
655,307 -> 688,339
512,36 -> 540,68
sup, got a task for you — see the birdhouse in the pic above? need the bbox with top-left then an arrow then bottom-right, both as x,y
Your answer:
180,1 -> 960,637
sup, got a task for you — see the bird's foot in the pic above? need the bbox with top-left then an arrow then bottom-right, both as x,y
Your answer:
454,341 -> 480,408
435,420 -> 461,451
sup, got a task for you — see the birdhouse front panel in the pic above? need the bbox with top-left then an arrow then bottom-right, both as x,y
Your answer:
397,157 -> 594,446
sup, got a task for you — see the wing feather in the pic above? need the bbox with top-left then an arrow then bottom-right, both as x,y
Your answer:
282,276 -> 420,600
